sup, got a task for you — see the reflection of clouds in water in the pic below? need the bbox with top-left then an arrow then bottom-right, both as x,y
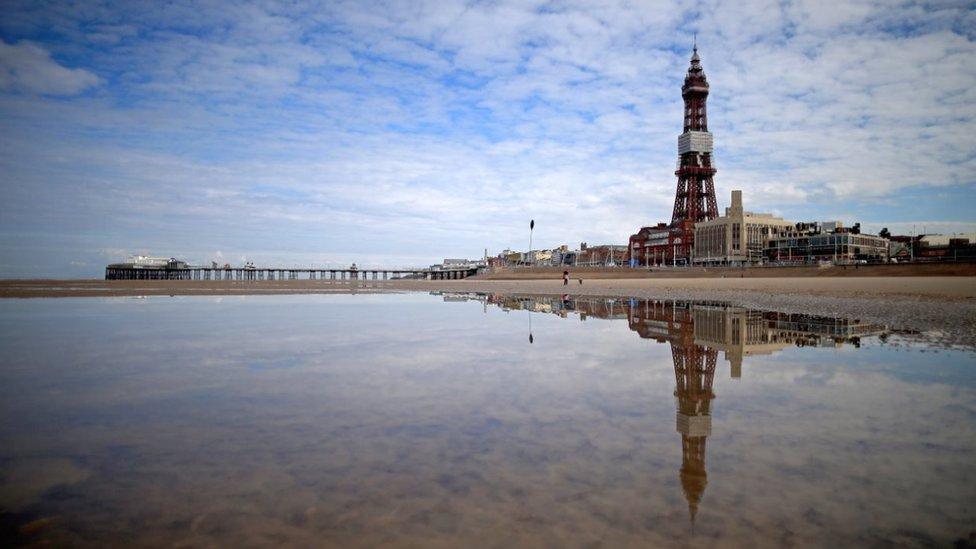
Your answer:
704,359 -> 976,545
0,458 -> 92,510
0,294 -> 973,546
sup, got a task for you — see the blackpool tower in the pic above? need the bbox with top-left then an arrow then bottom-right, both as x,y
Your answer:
628,42 -> 720,266
671,41 -> 719,257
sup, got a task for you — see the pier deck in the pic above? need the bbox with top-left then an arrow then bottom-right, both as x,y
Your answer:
105,266 -> 477,281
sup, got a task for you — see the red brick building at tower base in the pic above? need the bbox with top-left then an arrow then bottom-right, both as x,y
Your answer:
629,44 -> 719,266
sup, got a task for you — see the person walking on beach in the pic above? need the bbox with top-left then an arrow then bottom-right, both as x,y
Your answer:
563,270 -> 569,286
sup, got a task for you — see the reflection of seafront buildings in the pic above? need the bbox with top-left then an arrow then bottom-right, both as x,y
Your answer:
440,292 -> 885,525
472,293 -> 884,355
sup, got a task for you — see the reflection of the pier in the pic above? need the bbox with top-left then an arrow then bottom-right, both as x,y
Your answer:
439,292 -> 886,526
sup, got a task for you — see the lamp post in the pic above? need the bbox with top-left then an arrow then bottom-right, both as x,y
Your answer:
911,224 -> 915,263
528,219 -> 534,267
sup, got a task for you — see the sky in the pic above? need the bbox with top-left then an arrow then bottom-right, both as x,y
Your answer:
0,0 -> 974,277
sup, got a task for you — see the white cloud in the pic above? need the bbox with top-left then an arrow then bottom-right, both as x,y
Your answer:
860,220 -> 976,236
0,40 -> 100,95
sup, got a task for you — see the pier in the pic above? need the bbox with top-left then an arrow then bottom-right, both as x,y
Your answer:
105,265 -> 479,281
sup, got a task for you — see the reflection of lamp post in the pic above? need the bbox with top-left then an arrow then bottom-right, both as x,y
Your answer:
528,311 -> 533,344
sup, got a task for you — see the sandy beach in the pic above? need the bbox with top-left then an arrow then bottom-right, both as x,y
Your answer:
2,276 -> 975,347
2,275 -> 973,298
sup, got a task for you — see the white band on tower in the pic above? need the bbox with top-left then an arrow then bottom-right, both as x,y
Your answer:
678,131 -> 713,154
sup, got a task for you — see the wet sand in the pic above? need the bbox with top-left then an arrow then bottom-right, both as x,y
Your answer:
1,277 -> 975,347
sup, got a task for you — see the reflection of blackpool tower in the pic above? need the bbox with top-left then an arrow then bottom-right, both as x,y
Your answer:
624,299 -> 719,524
674,338 -> 717,525
667,302 -> 718,526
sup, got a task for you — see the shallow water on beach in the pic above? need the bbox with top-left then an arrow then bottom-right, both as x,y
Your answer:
1,293 -> 974,547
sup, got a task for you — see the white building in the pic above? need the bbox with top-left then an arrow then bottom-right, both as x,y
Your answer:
430,258 -> 486,271
128,255 -> 174,267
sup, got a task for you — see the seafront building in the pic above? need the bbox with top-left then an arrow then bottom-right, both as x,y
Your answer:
692,190 -> 794,266
576,243 -> 628,266
488,243 -> 628,267
913,233 -> 976,261
629,223 -> 677,266
887,233 -> 976,262
764,222 -> 889,263
549,245 -> 575,266
527,249 -> 553,265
